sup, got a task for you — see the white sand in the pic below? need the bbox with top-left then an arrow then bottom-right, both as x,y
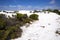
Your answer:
0,11 -> 60,40
13,12 -> 60,40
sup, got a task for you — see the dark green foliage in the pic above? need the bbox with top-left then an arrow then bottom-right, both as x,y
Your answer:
29,14 -> 38,20
9,27 -> 22,39
33,10 -> 41,13
0,30 -> 5,40
14,11 -> 18,13
46,9 -> 53,12
0,19 -> 6,30
53,9 -> 59,13
0,13 -> 37,40
42,9 -> 46,13
0,14 -> 6,19
3,11 -> 6,12
5,26 -> 22,39
23,18 -> 32,23
53,9 -> 60,15
46,9 -> 60,15
16,13 -> 31,23
16,13 -> 28,21
30,11 -> 32,13
44,9 -> 60,15
33,10 -> 38,13
55,30 -> 60,35
0,14 -> 6,30
0,14 -> 23,40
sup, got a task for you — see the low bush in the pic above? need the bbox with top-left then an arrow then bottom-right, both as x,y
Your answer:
29,14 -> 39,20
52,9 -> 60,15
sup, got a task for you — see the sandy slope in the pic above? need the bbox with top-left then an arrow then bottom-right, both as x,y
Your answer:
12,12 -> 60,40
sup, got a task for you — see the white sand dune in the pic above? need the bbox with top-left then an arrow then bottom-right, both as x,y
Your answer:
12,12 -> 60,40
0,11 -> 60,40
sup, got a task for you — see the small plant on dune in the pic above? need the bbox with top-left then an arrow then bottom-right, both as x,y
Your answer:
29,14 -> 39,20
33,10 -> 41,13
14,11 -> 18,13
55,28 -> 60,35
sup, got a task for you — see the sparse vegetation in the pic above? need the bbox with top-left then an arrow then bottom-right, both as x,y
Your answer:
46,9 -> 60,15
55,28 -> 60,35
14,11 -> 18,13
33,10 -> 41,13
53,9 -> 60,15
0,13 -> 38,40
55,30 -> 60,35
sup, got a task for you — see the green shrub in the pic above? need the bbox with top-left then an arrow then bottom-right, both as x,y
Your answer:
0,14 -> 6,19
10,27 -> 22,39
0,26 -> 22,40
16,13 -> 24,20
14,11 -> 18,13
46,9 -> 53,12
0,13 -> 38,40
53,9 -> 59,13
29,14 -> 38,20
53,9 -> 60,15
33,10 -> 41,13
0,19 -> 6,30
16,13 -> 28,21
0,30 -> 5,39
6,26 -> 22,39
23,18 -> 31,23
0,14 -> 6,30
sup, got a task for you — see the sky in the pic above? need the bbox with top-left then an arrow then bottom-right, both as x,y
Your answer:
0,0 -> 60,10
